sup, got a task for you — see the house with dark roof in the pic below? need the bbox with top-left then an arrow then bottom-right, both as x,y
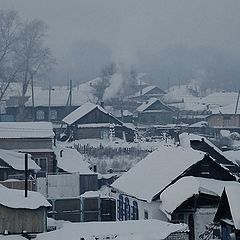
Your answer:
214,185 -> 240,240
136,98 -> 176,124
110,134 -> 240,240
62,102 -> 135,142
130,86 -> 166,102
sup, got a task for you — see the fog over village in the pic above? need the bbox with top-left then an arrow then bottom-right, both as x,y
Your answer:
0,1 -> 240,240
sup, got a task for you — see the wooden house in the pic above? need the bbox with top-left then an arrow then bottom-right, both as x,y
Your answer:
0,122 -> 56,176
110,136 -> 240,240
5,82 -> 97,123
130,85 -> 166,102
214,185 -> 240,240
0,185 -> 50,234
62,102 -> 135,142
136,98 -> 176,124
206,114 -> 240,130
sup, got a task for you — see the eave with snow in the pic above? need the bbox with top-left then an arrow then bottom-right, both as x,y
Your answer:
214,185 -> 240,240
0,149 -> 40,181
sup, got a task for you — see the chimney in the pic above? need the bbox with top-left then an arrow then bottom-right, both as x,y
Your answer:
100,101 -> 104,109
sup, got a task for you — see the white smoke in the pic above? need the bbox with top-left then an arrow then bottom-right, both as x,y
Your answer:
103,72 -> 124,101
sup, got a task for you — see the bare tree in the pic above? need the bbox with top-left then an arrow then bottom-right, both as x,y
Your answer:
16,19 -> 55,97
0,10 -> 55,120
0,9 -> 21,101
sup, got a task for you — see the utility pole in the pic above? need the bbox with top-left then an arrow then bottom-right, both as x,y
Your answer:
31,73 -> 35,121
48,81 -> 51,122
25,154 -> 28,198
69,79 -> 72,107
235,90 -> 240,114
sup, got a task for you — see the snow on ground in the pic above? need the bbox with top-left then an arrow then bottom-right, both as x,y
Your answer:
37,219 -> 187,240
0,236 -> 26,240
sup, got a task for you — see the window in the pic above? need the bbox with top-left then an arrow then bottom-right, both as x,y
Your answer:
171,213 -> 185,223
117,195 -> 124,221
36,110 -> 45,120
50,110 -> 58,120
131,201 -> 139,220
124,197 -> 130,220
201,164 -> 210,176
144,210 -> 148,219
34,157 -> 48,171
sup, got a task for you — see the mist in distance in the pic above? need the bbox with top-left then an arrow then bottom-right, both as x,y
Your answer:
1,0 -> 240,90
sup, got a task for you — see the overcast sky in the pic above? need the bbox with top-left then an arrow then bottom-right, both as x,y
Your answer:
1,0 -> 240,86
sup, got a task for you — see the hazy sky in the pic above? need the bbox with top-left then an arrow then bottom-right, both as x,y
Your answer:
1,0 -> 240,86
1,0 -> 240,58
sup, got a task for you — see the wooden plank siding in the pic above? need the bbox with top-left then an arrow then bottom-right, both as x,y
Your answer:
0,205 -> 47,234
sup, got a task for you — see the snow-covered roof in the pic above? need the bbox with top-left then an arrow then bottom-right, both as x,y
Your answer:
136,98 -> 158,112
25,82 -> 96,107
54,146 -> 93,174
0,149 -> 40,171
63,102 -> 122,125
0,122 -> 54,139
224,185 -> 240,230
111,144 -> 204,202
188,121 -> 208,128
37,219 -> 187,240
180,132 -> 237,164
0,185 -> 51,209
211,103 -> 240,114
199,92 -> 238,108
136,98 -> 173,113
80,186 -> 111,198
133,86 -> 165,97
223,150 -> 240,166
160,176 -> 239,219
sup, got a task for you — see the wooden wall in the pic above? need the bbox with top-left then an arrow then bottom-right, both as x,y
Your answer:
0,205 -> 47,234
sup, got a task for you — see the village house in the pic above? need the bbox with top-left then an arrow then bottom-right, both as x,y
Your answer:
0,185 -> 50,234
62,102 -> 135,142
110,134 -> 240,240
0,122 -> 56,176
136,97 -> 176,125
214,185 -> 240,240
130,85 -> 166,102
5,81 -> 97,123
206,114 -> 240,130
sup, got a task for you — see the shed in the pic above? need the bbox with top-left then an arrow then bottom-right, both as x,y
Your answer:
0,185 -> 50,234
